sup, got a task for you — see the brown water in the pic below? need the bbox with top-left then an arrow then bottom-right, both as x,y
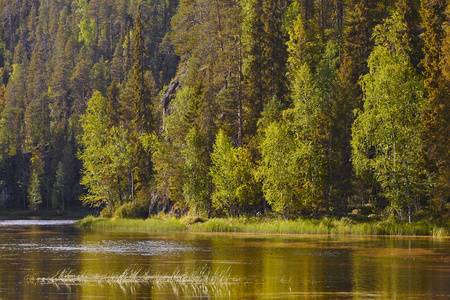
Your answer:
0,220 -> 449,299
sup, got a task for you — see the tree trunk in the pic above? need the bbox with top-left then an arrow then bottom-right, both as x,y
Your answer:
237,31 -> 243,148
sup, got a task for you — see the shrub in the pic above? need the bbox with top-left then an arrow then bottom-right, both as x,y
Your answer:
114,202 -> 149,219
100,206 -> 114,218
179,215 -> 207,225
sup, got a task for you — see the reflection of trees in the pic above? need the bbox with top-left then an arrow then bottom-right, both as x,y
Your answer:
259,238 -> 355,296
79,232 -> 154,299
351,238 -> 448,298
64,232 -> 450,299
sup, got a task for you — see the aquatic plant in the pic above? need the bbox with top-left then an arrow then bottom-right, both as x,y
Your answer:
27,266 -> 237,287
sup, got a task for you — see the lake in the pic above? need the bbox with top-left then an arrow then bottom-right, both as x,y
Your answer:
0,220 -> 448,299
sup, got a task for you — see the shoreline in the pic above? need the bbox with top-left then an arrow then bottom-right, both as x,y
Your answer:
76,216 -> 450,237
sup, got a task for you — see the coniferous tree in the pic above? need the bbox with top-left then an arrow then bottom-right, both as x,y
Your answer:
28,149 -> 44,211
0,0 -> 447,220
330,0 -> 390,210
244,0 -> 265,136
51,161 -> 65,210
420,0 -> 450,215
132,1 -> 153,133
128,1 -> 156,202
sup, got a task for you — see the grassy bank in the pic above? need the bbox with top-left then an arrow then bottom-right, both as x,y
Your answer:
76,215 -> 450,237
77,215 -> 188,232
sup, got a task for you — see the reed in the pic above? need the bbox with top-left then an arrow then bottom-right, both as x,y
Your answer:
191,218 -> 241,232
27,266 -> 237,286
77,215 -> 449,236
77,215 -> 187,232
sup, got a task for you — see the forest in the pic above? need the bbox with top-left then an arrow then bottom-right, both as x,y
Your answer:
0,0 -> 448,223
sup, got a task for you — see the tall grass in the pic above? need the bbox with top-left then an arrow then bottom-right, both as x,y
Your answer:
77,215 -> 187,232
77,215 -> 449,236
27,266 -> 237,286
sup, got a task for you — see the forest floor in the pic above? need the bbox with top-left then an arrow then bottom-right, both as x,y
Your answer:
76,215 -> 450,237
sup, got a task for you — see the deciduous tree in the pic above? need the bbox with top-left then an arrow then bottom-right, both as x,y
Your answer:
352,12 -> 424,222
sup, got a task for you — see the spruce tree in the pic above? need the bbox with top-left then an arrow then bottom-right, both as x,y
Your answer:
420,0 -> 450,214
28,149 -> 44,211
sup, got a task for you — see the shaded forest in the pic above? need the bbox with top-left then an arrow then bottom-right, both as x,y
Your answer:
0,0 -> 448,222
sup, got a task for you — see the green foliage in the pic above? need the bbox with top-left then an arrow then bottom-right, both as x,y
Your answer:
78,18 -> 97,47
132,2 -> 153,133
191,218 -> 238,232
352,12 -> 424,221
285,1 -> 324,73
28,149 -> 44,211
210,131 -> 257,216
242,0 -> 290,135
77,215 -> 450,237
183,127 -> 211,216
0,0 -> 447,222
77,216 -> 188,232
257,40 -> 340,218
79,91 -> 132,209
257,121 -> 300,219
76,0 -> 97,47
51,161 -> 65,210
0,0 -> 180,211
114,202 -> 149,219
420,0 -> 450,214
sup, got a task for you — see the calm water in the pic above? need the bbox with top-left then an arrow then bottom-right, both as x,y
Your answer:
0,220 -> 449,299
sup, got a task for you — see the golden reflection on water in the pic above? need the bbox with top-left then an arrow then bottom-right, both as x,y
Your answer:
0,224 -> 448,299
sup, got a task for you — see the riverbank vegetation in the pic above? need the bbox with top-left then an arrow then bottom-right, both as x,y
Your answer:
0,1 -> 448,224
77,215 -> 450,236
27,266 -> 236,287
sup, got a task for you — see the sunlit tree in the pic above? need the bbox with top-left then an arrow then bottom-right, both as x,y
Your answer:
352,12 -> 424,222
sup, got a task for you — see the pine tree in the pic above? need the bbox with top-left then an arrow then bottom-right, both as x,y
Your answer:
111,41 -> 124,83
420,0 -> 450,214
25,42 -> 48,150
243,0 -> 289,137
128,1 -> 156,202
132,1 -> 153,133
331,0 -> 390,210
70,47 -> 92,115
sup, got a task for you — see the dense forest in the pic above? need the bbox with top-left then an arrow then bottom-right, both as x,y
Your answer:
0,0 -> 448,222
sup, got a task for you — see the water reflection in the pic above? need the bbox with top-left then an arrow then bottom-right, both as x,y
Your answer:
0,222 -> 448,299
0,219 -> 77,226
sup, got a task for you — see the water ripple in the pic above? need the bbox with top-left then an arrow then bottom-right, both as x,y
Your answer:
0,239 -> 197,257
0,220 -> 77,226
